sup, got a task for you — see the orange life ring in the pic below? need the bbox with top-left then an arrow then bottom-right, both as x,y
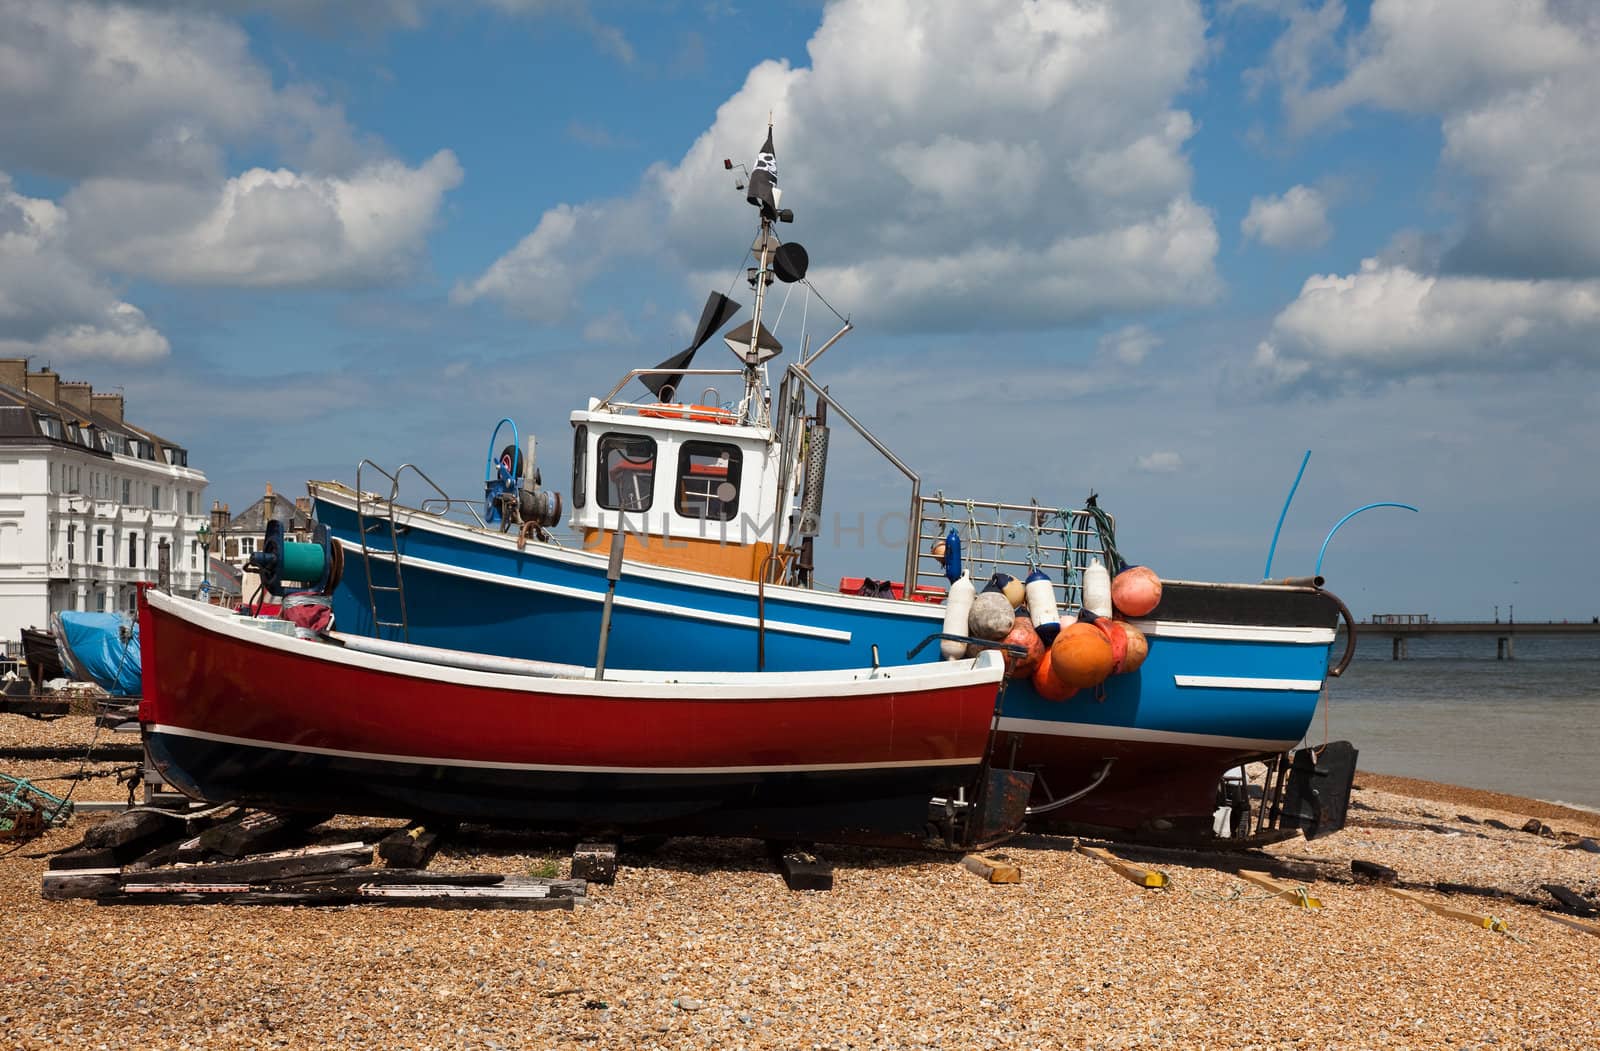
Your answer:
640,404 -> 738,425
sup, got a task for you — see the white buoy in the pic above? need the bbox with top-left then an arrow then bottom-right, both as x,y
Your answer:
1084,558 -> 1112,618
1024,569 -> 1060,637
940,572 -> 976,659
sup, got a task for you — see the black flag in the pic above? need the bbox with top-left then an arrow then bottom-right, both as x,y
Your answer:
745,125 -> 778,219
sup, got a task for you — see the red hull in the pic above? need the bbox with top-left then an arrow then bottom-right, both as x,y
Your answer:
137,590 -> 1005,839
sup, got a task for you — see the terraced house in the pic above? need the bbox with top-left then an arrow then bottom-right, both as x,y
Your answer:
0,359 -> 209,645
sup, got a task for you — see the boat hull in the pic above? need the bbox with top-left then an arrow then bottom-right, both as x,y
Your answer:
311,484 -> 1343,839
137,589 -> 1003,842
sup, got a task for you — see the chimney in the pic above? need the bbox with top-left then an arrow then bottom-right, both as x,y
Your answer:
264,482 -> 275,521
294,497 -> 311,518
0,359 -> 27,390
59,381 -> 94,418
26,368 -> 59,404
91,393 -> 124,423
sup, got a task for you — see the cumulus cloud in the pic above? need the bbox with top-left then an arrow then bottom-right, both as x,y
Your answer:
0,176 -> 169,362
463,0 -> 1220,330
0,0 -> 464,290
1241,185 -> 1331,249
1245,2 -> 1600,386
1252,257 -> 1600,390
69,152 -> 463,288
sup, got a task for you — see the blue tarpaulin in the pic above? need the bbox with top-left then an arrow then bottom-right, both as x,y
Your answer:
52,611 -> 142,697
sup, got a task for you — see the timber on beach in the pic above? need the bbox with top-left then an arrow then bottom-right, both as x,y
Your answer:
4,714 -> 1598,1049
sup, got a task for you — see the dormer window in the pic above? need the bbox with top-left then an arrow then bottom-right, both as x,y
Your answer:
596,433 -> 656,512
676,441 -> 743,522
37,415 -> 62,439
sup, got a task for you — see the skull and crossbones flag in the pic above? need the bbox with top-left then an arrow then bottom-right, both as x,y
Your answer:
745,125 -> 778,218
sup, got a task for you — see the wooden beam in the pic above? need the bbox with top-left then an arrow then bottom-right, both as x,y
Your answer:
961,854 -> 1021,884
41,867 -> 121,901
1238,869 -> 1322,909
1076,843 -> 1168,889
1385,887 -> 1513,933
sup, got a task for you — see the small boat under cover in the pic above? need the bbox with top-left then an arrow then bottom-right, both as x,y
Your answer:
137,588 -> 1012,844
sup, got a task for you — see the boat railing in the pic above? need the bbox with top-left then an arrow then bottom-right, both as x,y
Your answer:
593,367 -> 750,416
913,495 -> 1103,609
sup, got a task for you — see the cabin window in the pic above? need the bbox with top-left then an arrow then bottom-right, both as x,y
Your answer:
571,425 -> 587,510
595,432 -> 656,512
675,441 -> 743,522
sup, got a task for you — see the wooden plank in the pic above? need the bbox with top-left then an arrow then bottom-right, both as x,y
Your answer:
1238,869 -> 1323,909
1075,843 -> 1168,889
1385,887 -> 1513,933
41,867 -> 121,901
1542,913 -> 1600,938
571,842 -> 618,885
961,854 -> 1021,885
198,810 -> 326,858
122,842 -> 373,886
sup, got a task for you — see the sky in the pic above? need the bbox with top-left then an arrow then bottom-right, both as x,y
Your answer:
2,0 -> 1597,622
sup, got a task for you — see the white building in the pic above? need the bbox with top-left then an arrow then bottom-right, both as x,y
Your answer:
0,360 -> 210,643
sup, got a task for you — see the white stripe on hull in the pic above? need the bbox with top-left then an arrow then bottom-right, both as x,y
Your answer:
343,541 -> 853,643
1129,620 -> 1335,644
1173,675 -> 1324,692
147,724 -> 981,777
995,715 -> 1299,753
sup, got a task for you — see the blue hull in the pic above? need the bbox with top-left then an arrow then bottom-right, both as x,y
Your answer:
313,489 -> 1343,836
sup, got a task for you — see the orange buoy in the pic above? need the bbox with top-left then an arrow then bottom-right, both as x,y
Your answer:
1111,566 -> 1162,617
1002,616 -> 1044,679
1094,618 -> 1128,673
1031,648 -> 1076,701
1116,620 -> 1150,673
1048,621 -> 1115,691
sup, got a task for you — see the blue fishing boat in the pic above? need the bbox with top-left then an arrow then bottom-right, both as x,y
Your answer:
309,125 -> 1356,846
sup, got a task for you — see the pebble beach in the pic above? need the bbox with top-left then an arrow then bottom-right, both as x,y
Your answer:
4,714 -> 1598,1050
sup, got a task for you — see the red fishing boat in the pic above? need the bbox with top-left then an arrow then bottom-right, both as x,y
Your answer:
137,587 -> 1017,844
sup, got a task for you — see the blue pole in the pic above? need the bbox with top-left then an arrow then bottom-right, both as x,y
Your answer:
1316,502 -> 1419,577
1263,450 -> 1311,581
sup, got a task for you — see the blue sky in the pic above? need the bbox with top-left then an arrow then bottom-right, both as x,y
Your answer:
3,0 -> 1598,621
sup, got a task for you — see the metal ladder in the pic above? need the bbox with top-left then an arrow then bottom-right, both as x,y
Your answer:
354,460 -> 413,642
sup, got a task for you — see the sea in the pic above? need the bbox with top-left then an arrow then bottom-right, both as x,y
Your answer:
1304,632 -> 1600,811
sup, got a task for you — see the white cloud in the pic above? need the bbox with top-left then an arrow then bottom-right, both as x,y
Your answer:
1244,2 -> 1600,387
1136,451 -> 1183,473
69,152 -> 463,288
1097,324 -> 1162,366
0,1 -> 464,290
464,0 -> 1220,331
1252,258 -> 1600,390
1241,184 -> 1331,249
0,175 -> 169,362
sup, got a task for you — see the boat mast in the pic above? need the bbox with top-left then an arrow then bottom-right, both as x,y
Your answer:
743,213 -> 775,426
